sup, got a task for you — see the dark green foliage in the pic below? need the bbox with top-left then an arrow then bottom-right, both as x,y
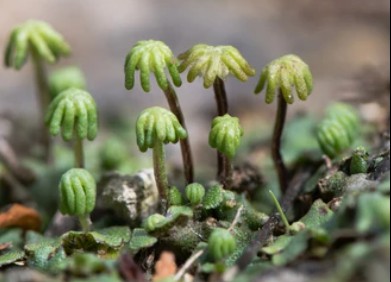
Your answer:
24,231 -> 66,274
61,227 -> 131,257
143,206 -> 193,234
128,228 -> 158,253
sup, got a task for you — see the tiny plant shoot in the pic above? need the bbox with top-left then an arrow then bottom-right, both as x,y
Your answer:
255,55 -> 313,194
178,44 -> 254,177
208,227 -> 237,262
124,40 -> 194,184
209,114 -> 244,188
316,102 -> 359,158
185,183 -> 205,206
136,106 -> 188,212
59,168 -> 96,232
45,88 -> 98,168
49,66 -> 87,98
4,20 -> 71,161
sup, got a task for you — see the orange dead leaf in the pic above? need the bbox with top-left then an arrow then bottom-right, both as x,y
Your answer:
0,204 -> 41,231
152,251 -> 177,282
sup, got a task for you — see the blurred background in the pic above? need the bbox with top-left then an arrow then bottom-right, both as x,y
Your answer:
0,0 -> 389,174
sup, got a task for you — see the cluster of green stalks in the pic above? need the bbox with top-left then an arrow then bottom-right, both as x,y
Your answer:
4,20 -> 316,229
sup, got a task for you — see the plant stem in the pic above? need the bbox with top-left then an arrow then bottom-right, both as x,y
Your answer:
220,156 -> 233,189
228,205 -> 244,232
78,214 -> 92,232
213,77 -> 228,116
31,48 -> 52,163
268,190 -> 290,233
213,77 -> 228,178
174,249 -> 204,281
74,138 -> 84,168
153,142 -> 168,212
272,91 -> 288,194
163,82 -> 194,184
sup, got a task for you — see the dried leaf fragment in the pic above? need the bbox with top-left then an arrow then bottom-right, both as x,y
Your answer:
153,251 -> 177,282
0,204 -> 41,231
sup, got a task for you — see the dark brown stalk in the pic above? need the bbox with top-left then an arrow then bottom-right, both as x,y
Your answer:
163,82 -> 194,184
220,156 -> 233,189
272,91 -> 288,194
31,48 -> 52,163
213,77 -> 229,180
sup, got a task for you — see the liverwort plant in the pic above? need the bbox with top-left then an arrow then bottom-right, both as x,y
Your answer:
59,168 -> 96,232
254,55 -> 313,194
49,66 -> 86,98
136,106 -> 188,211
124,40 -> 194,184
185,183 -> 205,206
178,44 -> 255,176
316,103 -> 360,159
45,88 -> 98,168
4,20 -> 71,161
208,228 -> 236,262
209,114 -> 244,188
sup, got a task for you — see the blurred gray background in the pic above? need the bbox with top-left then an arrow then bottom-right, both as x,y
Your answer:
0,0 -> 389,167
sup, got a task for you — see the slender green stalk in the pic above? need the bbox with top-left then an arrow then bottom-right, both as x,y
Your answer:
153,142 -> 168,212
163,82 -> 194,184
272,91 -> 288,194
213,77 -> 228,178
74,137 -> 84,168
268,190 -> 290,233
31,48 -> 52,163
78,214 -> 92,232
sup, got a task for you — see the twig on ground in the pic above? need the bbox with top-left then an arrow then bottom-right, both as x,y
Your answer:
174,249 -> 204,281
228,205 -> 244,232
